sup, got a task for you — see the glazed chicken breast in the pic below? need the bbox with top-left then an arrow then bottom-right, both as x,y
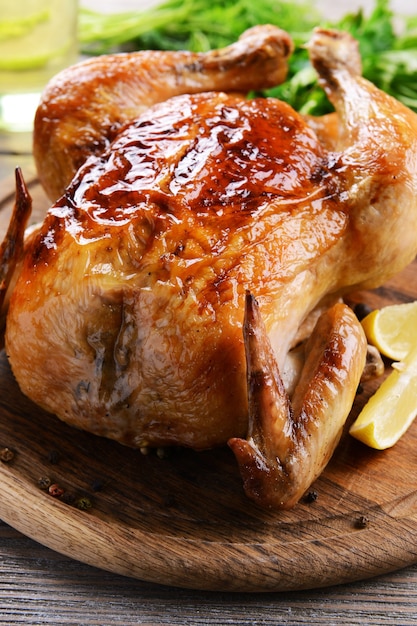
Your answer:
33,25 -> 293,202
2,26 -> 417,509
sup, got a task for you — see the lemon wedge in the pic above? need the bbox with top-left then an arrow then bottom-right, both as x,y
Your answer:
349,340 -> 417,449
360,301 -> 417,361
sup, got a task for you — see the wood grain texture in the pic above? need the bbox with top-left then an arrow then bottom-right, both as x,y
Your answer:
2,519 -> 417,626
1,177 -> 417,593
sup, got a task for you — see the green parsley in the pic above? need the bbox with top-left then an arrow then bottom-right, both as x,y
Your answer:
78,0 -> 417,114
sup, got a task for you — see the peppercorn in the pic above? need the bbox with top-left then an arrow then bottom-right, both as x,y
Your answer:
354,514 -> 369,529
47,450 -> 60,465
61,491 -> 76,505
76,496 -> 92,510
0,447 -> 14,462
38,476 -> 52,490
91,479 -> 103,492
48,483 -> 64,498
303,489 -> 319,503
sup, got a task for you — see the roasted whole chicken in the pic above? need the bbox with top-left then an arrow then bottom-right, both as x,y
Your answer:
2,26 -> 417,509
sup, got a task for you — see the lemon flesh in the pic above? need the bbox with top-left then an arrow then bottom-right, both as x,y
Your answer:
361,301 -> 417,361
349,341 -> 417,449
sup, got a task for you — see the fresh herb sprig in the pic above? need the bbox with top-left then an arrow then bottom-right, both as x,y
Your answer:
269,0 -> 404,114
79,0 -> 321,54
79,0 -> 417,114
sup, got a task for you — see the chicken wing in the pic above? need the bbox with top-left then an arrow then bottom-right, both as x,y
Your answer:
229,295 -> 366,509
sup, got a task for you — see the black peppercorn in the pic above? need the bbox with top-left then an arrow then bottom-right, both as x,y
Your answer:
354,514 -> 369,529
38,476 -> 52,490
0,447 -> 14,462
303,489 -> 319,503
47,450 -> 60,465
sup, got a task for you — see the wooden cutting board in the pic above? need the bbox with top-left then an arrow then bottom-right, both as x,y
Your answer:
1,172 -> 417,592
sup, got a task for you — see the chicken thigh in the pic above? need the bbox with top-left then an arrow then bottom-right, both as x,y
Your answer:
3,27 -> 417,509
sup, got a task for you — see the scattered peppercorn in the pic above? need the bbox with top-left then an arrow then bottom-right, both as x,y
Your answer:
91,479 -> 103,492
354,514 -> 369,529
304,489 -> 319,503
47,450 -> 60,465
61,491 -> 76,505
0,447 -> 15,463
48,483 -> 64,498
38,476 -> 52,490
76,496 -> 92,511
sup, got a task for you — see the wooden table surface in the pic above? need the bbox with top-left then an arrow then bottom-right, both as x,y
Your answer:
2,130 -> 417,625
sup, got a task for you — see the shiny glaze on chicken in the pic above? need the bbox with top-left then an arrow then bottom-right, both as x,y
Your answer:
3,27 -> 417,509
33,25 -> 293,202
13,90 -> 337,448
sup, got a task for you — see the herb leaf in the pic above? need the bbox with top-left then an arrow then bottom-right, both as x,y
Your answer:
78,0 -> 417,114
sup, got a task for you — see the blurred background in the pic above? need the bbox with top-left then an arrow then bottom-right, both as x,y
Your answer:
82,0 -> 414,19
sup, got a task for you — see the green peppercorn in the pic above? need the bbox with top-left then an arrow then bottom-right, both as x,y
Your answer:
76,496 -> 92,510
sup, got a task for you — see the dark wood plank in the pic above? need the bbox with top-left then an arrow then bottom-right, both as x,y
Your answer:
1,520 -> 417,624
1,178 -> 417,593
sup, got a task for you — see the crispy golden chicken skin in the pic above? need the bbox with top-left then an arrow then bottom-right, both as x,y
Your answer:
33,24 -> 293,202
3,27 -> 417,508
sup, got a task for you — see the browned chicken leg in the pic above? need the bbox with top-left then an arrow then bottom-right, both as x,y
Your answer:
33,25 -> 293,201
3,27 -> 417,509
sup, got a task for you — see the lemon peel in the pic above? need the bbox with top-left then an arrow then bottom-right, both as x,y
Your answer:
349,340 -> 417,450
360,301 -> 417,361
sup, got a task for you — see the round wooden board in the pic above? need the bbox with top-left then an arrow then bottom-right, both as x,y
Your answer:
1,176 -> 417,592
